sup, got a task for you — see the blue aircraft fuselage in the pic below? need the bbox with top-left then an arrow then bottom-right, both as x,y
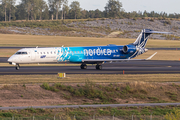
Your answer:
56,44 -> 137,63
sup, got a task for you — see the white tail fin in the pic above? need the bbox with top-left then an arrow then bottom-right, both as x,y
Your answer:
133,29 -> 171,48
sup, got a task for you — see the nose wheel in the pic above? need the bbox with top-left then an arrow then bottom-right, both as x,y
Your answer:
16,65 -> 20,70
80,64 -> 87,69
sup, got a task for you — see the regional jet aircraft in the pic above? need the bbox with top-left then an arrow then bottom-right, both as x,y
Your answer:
8,29 -> 169,70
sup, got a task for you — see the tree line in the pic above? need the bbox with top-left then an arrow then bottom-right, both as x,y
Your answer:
0,0 -> 180,22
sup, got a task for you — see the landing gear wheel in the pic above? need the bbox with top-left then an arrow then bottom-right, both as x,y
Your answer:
16,65 -> 20,70
96,65 -> 102,70
80,64 -> 87,69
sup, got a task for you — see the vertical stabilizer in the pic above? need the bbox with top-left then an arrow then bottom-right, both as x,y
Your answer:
133,29 -> 153,48
133,29 -> 170,48
130,29 -> 170,58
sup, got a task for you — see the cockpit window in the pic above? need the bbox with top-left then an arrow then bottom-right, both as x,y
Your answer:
22,52 -> 28,54
15,52 -> 28,55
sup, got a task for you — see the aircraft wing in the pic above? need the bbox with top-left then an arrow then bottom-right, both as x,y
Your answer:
82,52 -> 157,62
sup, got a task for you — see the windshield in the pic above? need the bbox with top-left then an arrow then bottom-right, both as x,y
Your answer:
15,52 -> 28,55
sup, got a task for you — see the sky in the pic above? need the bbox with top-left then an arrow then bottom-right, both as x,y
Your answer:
16,0 -> 180,14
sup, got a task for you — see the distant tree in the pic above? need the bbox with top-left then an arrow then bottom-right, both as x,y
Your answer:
48,0 -> 67,20
62,3 -> 69,19
130,11 -> 138,18
7,0 -> 16,21
15,3 -> 26,20
81,9 -> 87,19
143,10 -> 148,17
70,1 -> 81,19
21,0 -> 46,20
42,4 -> 49,20
48,0 -> 55,19
54,0 -> 62,20
104,0 -> 122,18
1,0 -> 8,21
21,0 -> 31,20
37,0 -> 46,20
94,9 -> 102,18
88,10 -> 95,18
0,4 -> 4,21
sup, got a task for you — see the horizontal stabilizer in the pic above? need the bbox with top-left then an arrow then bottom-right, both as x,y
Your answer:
144,30 -> 171,34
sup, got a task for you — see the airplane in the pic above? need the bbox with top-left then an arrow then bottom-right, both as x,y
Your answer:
7,29 -> 170,70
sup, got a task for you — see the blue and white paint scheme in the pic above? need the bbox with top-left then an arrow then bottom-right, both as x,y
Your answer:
7,29 -> 170,70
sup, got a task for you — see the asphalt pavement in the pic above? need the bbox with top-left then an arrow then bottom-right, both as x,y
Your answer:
1,60 -> 180,75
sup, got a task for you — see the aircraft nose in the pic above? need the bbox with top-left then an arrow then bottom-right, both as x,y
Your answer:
7,57 -> 13,62
8,56 -> 16,63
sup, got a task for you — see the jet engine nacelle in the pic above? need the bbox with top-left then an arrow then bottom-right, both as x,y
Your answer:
122,45 -> 137,54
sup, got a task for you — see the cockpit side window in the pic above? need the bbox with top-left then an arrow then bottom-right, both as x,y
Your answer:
15,52 -> 28,55
15,52 -> 21,55
22,52 -> 27,54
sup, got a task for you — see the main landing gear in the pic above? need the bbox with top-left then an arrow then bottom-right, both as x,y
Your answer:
96,64 -> 102,70
80,63 -> 102,70
16,64 -> 20,70
80,64 -> 87,69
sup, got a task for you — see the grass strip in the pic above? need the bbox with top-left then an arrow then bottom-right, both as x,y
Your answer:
0,106 -> 179,119
0,74 -> 180,84
0,34 -> 180,48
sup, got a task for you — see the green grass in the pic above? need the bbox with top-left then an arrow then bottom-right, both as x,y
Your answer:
40,81 -> 180,104
0,106 -> 179,119
0,74 -> 180,84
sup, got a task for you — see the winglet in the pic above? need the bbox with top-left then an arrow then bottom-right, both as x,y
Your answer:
146,52 -> 157,60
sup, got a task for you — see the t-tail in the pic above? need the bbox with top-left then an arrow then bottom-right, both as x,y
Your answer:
123,29 -> 170,59
133,29 -> 170,48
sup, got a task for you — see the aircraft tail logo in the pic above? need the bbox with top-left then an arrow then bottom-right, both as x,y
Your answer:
129,29 -> 170,58
133,29 -> 170,48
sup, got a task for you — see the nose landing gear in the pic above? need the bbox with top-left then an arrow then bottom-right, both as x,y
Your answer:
16,64 -> 20,70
